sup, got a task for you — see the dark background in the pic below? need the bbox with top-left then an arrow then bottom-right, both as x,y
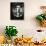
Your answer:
10,2 -> 24,20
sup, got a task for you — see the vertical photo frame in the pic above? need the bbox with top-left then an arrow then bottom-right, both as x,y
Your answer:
10,2 -> 24,20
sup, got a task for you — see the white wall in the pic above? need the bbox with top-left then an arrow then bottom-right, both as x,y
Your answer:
0,0 -> 46,38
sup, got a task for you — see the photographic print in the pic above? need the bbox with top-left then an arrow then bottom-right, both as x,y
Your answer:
10,2 -> 24,20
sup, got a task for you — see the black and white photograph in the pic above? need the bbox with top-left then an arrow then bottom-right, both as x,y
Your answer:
10,2 -> 24,20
